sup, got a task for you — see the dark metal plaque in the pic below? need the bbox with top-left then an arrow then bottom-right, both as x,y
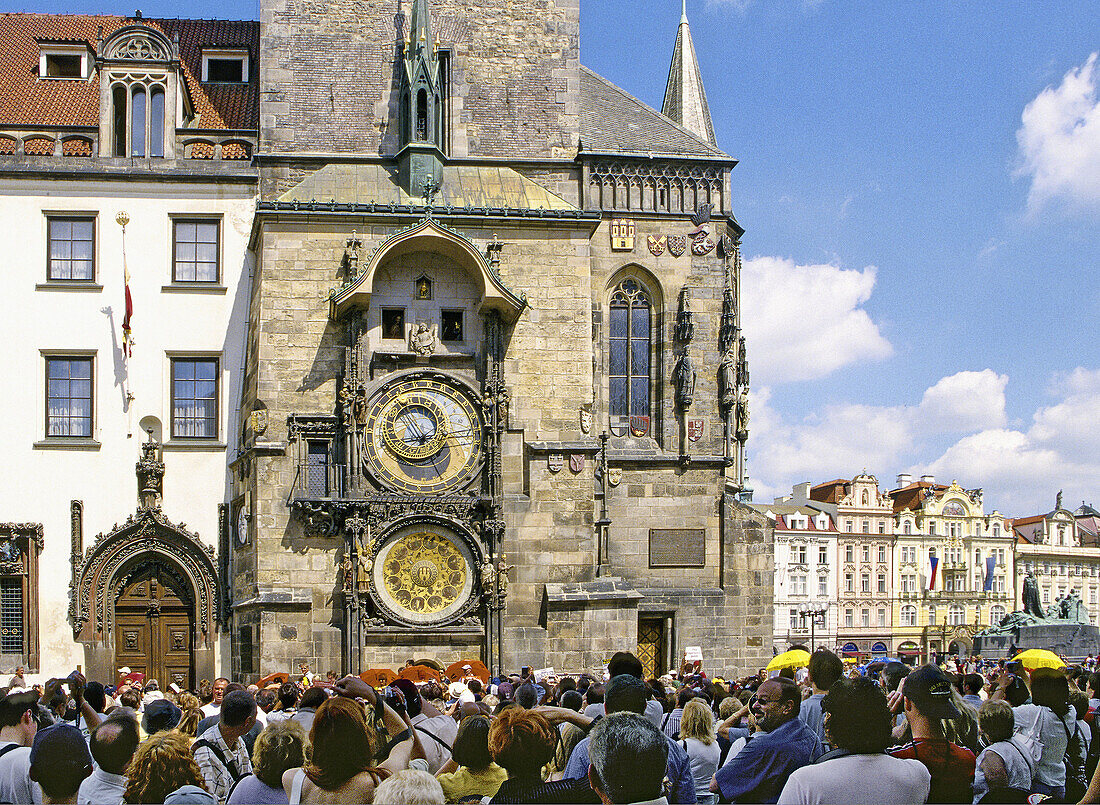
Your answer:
649,528 -> 705,567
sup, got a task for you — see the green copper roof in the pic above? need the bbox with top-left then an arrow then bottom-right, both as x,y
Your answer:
278,163 -> 577,211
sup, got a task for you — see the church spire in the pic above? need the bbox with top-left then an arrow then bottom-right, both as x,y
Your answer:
661,1 -> 716,145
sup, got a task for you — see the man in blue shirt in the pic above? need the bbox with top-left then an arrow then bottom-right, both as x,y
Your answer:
558,675 -> 697,804
711,678 -> 822,804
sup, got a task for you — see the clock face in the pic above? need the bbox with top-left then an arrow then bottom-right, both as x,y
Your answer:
362,376 -> 482,494
371,527 -> 476,625
235,507 -> 249,548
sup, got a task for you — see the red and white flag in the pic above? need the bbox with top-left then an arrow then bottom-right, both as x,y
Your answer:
118,212 -> 133,357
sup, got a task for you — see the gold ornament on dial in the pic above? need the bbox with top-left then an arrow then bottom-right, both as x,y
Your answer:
372,528 -> 475,624
362,376 -> 482,494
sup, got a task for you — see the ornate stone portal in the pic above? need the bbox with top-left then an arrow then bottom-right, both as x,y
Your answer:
70,433 -> 219,685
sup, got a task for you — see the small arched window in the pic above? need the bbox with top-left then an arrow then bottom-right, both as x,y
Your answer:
904,521 -> 912,535
609,277 -> 651,435
112,84 -> 127,156
131,85 -> 146,156
901,605 -> 916,627
949,604 -> 965,625
416,89 -> 428,141
990,605 -> 1006,624
150,87 -> 165,157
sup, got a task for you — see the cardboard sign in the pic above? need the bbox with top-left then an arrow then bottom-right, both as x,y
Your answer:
684,646 -> 703,662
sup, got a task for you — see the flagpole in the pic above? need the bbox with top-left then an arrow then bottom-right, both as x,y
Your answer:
116,211 -> 134,438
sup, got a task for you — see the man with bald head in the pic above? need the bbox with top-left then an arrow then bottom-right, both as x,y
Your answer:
711,678 -> 821,803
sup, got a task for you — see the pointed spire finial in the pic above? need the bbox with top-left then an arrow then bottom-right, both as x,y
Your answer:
662,0 -> 716,144
681,0 -> 688,24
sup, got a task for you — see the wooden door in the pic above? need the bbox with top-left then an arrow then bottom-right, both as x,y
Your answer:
115,564 -> 194,689
637,617 -> 666,679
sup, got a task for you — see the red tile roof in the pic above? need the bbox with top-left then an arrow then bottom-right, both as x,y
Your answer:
0,13 -> 258,130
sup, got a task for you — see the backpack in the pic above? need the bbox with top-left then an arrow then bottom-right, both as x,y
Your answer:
1063,718 -> 1088,803
1011,706 -> 1045,766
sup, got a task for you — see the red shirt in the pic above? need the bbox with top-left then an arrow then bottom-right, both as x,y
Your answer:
888,737 -> 976,804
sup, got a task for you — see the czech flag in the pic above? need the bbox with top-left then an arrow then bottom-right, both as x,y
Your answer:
926,555 -> 939,590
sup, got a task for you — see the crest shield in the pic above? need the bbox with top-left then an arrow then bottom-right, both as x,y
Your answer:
687,419 -> 704,442
568,454 -> 585,473
668,235 -> 687,257
647,235 -> 666,256
548,453 -> 564,473
629,415 -> 650,437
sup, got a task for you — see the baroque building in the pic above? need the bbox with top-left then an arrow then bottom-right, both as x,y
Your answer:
233,0 -> 768,679
0,13 -> 256,682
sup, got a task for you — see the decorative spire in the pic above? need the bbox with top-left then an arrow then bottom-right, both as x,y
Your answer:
662,1 -> 716,145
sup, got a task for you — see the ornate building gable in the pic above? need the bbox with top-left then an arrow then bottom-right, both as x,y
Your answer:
69,436 -> 219,647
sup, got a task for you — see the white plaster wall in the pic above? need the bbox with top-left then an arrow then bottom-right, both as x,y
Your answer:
0,176 -> 254,677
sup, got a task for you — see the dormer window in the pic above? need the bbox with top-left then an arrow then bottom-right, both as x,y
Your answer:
201,50 -> 249,83
39,47 -> 88,80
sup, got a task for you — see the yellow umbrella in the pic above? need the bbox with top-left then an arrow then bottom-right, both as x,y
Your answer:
1014,649 -> 1066,670
767,649 -> 811,672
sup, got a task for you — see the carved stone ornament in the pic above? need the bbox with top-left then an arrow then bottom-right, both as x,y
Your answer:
136,433 -> 165,510
691,235 -> 714,256
579,406 -> 592,435
674,286 -> 694,345
569,454 -> 585,473
248,409 -> 268,436
410,322 -> 437,356
673,353 -> 696,410
667,235 -> 687,257
607,468 -> 623,486
106,29 -> 171,62
548,453 -> 564,473
647,235 -> 666,256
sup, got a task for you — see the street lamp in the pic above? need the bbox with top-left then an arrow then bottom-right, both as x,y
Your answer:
799,607 -> 827,651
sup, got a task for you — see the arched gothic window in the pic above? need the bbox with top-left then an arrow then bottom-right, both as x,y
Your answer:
609,277 -> 651,435
113,82 -> 165,157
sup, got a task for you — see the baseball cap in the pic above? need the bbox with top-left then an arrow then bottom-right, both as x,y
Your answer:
163,785 -> 217,804
142,698 -> 182,734
29,723 -> 92,781
904,664 -> 961,720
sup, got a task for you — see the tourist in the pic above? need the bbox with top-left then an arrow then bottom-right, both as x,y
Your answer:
711,678 -> 821,803
777,677 -> 929,805
265,683 -> 299,724
487,707 -> 594,803
799,650 -> 843,746
392,677 -> 459,774
282,680 -> 423,804
970,700 -> 1032,804
374,769 -> 445,805
143,699 -> 183,736
547,690 -> 585,780
123,731 -> 207,805
962,674 -> 985,709
193,690 -> 256,805
588,713 -> 669,805
290,687 -> 325,735
1012,666 -> 1075,800
28,724 -> 93,805
662,688 -> 693,739
886,664 -> 976,804
201,680 -> 228,719
678,699 -> 720,805
227,719 -> 307,805
177,693 -> 204,740
434,714 -> 506,802
608,652 -> 665,727
78,711 -> 140,805
559,674 -> 696,803
0,688 -> 44,805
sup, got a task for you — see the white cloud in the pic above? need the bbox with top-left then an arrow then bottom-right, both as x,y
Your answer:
740,255 -> 892,385
1016,53 -> 1100,213
747,368 -> 1100,514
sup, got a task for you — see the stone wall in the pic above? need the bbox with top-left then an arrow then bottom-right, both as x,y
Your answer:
260,0 -> 579,159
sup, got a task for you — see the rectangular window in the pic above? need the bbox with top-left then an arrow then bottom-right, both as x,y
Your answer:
40,48 -> 86,79
878,521 -> 886,534
845,609 -> 853,628
862,545 -> 870,562
381,308 -> 405,340
845,573 -> 853,593
173,220 -> 220,282
878,573 -> 887,593
928,607 -> 936,625
878,545 -> 886,563
861,609 -> 869,628
861,574 -> 870,594
930,522 -> 936,535
202,50 -> 249,83
792,545 -> 806,564
790,608 -> 800,630
306,440 -> 329,497
818,576 -> 828,597
862,521 -> 870,533
0,579 -> 23,654
46,357 -> 92,437
845,545 -> 853,563
878,608 -> 886,627
818,546 -> 828,565
441,309 -> 464,343
47,217 -> 95,281
845,521 -> 852,533
171,358 -> 218,438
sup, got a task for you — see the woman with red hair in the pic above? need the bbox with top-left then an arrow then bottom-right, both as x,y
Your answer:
283,679 -> 423,803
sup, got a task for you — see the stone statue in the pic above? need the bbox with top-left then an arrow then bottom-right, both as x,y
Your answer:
410,322 -> 436,356
735,389 -> 749,434
718,352 -> 736,411
480,559 -> 495,595
736,336 -> 749,388
1057,490 -> 1064,510
674,287 -> 694,344
1067,589 -> 1088,623
673,353 -> 695,409
1022,571 -> 1044,618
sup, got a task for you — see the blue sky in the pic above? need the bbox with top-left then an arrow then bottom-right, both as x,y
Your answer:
6,0 -> 1099,514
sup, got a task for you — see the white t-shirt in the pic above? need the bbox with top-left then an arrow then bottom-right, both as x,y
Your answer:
200,702 -> 221,719
681,737 -> 720,798
587,699 -> 665,727
410,712 -> 458,774
0,742 -> 42,805
776,753 -> 930,805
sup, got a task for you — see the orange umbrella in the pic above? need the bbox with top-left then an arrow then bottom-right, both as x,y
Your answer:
446,659 -> 490,684
398,664 -> 441,683
258,672 -> 289,688
360,668 -> 398,688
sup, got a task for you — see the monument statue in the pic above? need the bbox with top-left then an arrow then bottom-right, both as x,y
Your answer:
975,571 -> 1096,657
1022,571 -> 1044,618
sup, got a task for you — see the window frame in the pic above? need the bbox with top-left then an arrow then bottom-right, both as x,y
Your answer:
39,46 -> 88,80
171,217 -> 222,284
44,353 -> 94,439
607,274 -> 655,438
169,355 -> 220,440
200,49 -> 250,83
45,214 -> 97,282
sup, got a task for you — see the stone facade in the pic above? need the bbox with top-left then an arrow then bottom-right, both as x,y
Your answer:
232,0 -> 772,680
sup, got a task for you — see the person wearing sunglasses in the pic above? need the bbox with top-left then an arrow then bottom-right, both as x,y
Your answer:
710,678 -> 821,803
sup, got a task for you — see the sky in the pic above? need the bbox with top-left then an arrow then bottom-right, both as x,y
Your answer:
4,0 -> 1099,516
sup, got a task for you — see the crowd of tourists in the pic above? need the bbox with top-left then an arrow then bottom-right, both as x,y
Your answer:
2,649 -> 1100,804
